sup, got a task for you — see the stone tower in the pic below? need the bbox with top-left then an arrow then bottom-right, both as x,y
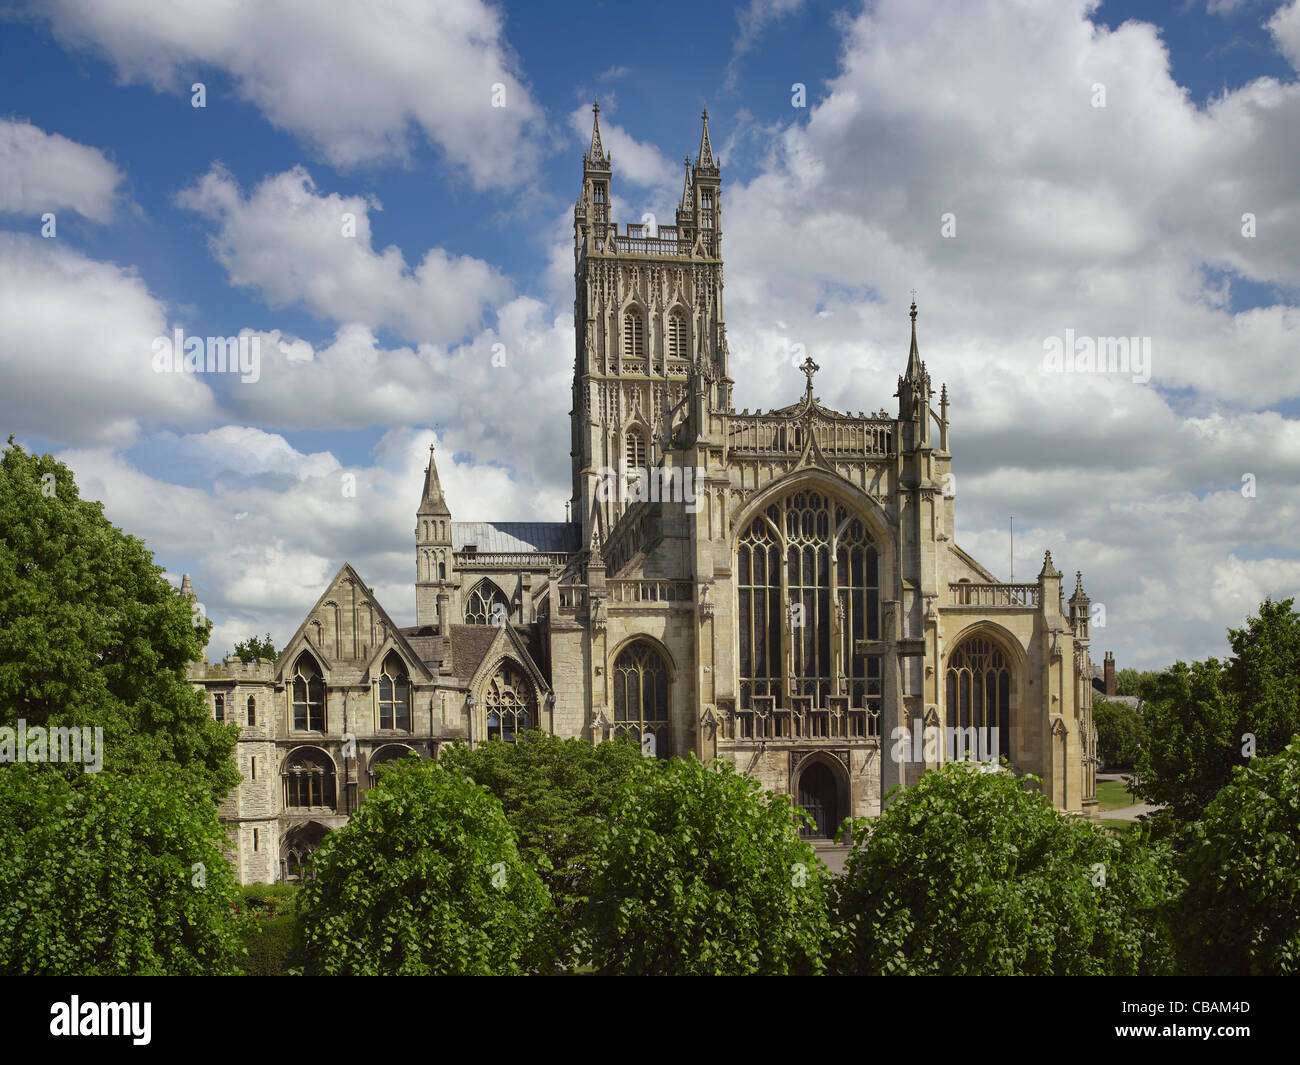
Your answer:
570,104 -> 734,546
415,444 -> 453,628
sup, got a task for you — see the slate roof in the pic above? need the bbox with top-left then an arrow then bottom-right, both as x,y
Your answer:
451,522 -> 579,554
448,624 -> 502,679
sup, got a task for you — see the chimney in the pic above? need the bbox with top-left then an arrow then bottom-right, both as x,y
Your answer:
1104,650 -> 1116,697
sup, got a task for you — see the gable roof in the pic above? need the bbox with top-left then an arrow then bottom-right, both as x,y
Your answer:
272,562 -> 430,681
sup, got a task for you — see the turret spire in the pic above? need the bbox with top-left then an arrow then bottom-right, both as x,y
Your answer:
679,156 -> 693,211
697,108 -> 716,170
904,294 -> 922,382
417,442 -> 449,516
587,100 -> 608,167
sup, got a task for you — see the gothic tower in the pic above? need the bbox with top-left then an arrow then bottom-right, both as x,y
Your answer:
570,104 -> 734,547
415,444 -> 453,628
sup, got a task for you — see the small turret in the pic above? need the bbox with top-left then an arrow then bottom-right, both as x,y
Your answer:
415,444 -> 453,628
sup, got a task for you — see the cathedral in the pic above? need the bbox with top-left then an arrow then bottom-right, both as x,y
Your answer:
186,107 -> 1099,884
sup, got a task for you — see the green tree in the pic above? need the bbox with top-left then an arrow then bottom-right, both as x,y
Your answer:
1136,598 -> 1300,820
0,441 -> 237,799
0,764 -> 244,974
1114,667 -> 1163,700
438,731 -> 643,960
1176,736 -> 1300,975
831,764 -> 1178,975
233,633 -> 276,664
581,755 -> 831,975
293,759 -> 553,975
1093,696 -> 1145,769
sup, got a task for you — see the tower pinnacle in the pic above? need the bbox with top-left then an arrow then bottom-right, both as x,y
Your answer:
697,108 -> 716,170
587,100 -> 608,167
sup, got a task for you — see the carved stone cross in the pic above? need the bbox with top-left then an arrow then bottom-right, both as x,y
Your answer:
799,355 -> 820,392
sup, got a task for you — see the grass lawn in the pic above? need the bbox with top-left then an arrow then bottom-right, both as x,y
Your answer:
1095,778 -> 1138,811
1099,819 -> 1137,834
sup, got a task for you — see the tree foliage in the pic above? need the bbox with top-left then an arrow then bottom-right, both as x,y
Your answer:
1137,598 -> 1300,820
1093,696 -> 1145,769
831,764 -> 1178,975
293,759 -> 553,974
233,633 -> 277,664
1176,736 -> 1300,975
438,731 -> 644,958
581,755 -> 831,975
0,441 -> 237,799
0,764 -> 244,974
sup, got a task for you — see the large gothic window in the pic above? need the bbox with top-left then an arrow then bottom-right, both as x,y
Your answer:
464,580 -> 510,625
667,311 -> 688,360
736,489 -> 880,709
283,749 -> 336,810
377,653 -> 411,731
945,636 -> 1012,761
613,642 -> 670,758
292,654 -> 325,731
484,661 -> 536,743
622,308 -> 645,358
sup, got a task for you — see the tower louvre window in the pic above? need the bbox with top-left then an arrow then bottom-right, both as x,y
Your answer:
668,312 -> 688,359
593,182 -> 608,224
626,431 -> 647,472
622,309 -> 645,359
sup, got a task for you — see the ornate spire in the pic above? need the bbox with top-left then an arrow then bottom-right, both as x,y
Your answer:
1038,550 -> 1061,580
696,108 -> 716,170
904,294 -> 923,382
1069,570 -> 1089,605
587,100 -> 608,167
679,155 -> 693,211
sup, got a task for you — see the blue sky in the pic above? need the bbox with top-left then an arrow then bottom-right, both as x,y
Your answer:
2,0 -> 1298,668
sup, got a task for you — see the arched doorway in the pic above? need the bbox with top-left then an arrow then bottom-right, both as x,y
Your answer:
796,761 -> 841,839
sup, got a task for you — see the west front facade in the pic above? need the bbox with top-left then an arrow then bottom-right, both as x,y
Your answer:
186,107 -> 1099,884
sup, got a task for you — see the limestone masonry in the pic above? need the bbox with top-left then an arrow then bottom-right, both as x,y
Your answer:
186,108 -> 1098,883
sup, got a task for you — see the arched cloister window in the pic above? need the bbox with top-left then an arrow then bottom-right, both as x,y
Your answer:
246,695 -> 256,727
484,661 -> 536,743
612,642 -> 670,758
945,635 -> 1012,761
283,749 -> 336,810
736,488 -> 880,709
465,580 -> 510,625
281,822 -> 329,882
292,653 -> 326,731
377,653 -> 411,731
367,744 -> 417,787
667,311 -> 688,359
622,307 -> 645,358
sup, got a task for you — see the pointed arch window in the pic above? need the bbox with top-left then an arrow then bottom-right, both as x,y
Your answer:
283,749 -> 336,810
213,693 -> 225,723
622,308 -> 645,358
246,695 -> 256,727
736,490 -> 881,712
667,311 -> 689,360
625,430 -> 646,472
613,642 -> 671,758
465,580 -> 510,625
292,654 -> 326,732
377,653 -> 411,731
945,636 -> 1012,761
484,661 -> 536,743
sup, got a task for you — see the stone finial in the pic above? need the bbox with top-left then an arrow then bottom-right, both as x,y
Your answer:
1038,550 -> 1061,579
